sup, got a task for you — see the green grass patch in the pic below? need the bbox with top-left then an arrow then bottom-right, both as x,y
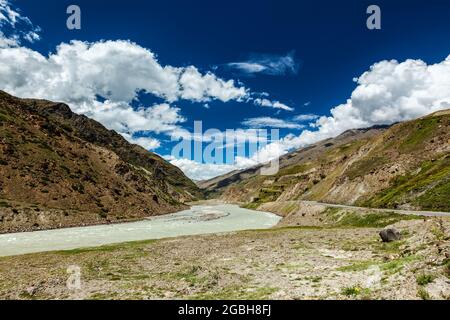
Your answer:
398,117 -> 440,153
241,202 -> 260,210
373,240 -> 406,253
244,186 -> 284,207
337,140 -> 364,154
416,274 -> 435,286
361,155 -> 450,211
309,276 -> 322,283
57,239 -> 157,255
380,255 -> 419,274
417,287 -> 431,300
171,265 -> 203,285
278,202 -> 298,215
341,285 -> 362,296
345,156 -> 387,180
414,177 -> 450,212
337,261 -> 375,272
246,225 -> 323,234
324,208 -> 421,228
275,164 -> 310,177
0,112 -> 12,123
338,255 -> 420,274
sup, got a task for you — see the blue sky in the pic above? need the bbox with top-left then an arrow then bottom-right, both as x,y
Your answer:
2,0 -> 450,179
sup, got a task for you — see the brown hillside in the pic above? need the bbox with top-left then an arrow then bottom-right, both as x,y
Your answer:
0,91 -> 202,233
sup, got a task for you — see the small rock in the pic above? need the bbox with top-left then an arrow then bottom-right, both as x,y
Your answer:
379,228 -> 401,242
26,286 -> 37,296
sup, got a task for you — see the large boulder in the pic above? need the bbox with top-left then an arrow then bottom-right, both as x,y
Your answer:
379,228 -> 401,242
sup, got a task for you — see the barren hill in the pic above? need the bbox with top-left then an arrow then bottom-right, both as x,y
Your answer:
0,91 -> 202,233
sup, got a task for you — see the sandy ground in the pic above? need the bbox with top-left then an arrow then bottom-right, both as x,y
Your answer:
0,203 -> 449,300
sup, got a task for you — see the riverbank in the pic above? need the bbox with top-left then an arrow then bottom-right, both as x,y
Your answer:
1,202 -> 449,300
0,198 -> 189,235
0,204 -> 280,257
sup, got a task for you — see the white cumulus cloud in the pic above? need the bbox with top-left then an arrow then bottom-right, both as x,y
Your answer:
0,39 -> 252,151
0,1 -> 294,158
176,55 -> 450,180
242,117 -> 304,129
0,37 -> 295,150
284,56 -> 450,148
179,66 -> 247,102
0,40 -> 247,104
0,0 -> 40,48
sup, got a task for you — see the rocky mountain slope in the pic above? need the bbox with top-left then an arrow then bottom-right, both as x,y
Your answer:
0,91 -> 202,233
200,110 -> 450,212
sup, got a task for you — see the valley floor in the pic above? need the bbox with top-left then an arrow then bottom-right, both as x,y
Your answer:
0,201 -> 449,300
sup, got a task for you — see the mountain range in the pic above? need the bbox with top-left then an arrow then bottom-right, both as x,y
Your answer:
199,109 -> 450,212
1,90 -> 449,233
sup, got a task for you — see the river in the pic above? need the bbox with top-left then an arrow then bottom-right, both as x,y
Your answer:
0,204 -> 281,257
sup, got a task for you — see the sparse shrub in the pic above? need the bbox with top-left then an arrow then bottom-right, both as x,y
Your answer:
416,274 -> 435,286
346,156 -> 387,180
71,183 -> 85,194
431,227 -> 446,241
341,286 -> 361,296
60,123 -> 73,133
417,287 -> 431,300
38,141 -> 53,151
0,201 -> 11,208
60,165 -> 71,174
0,112 -> 9,123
